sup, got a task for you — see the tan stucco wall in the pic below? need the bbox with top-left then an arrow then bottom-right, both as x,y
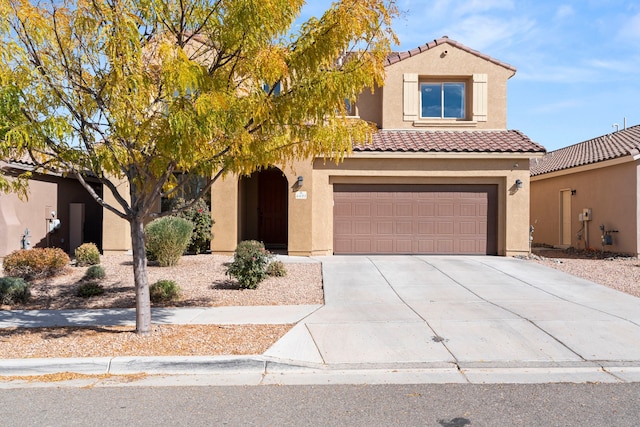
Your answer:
530,159 -> 639,256
101,178 -> 132,255
211,160 -> 316,256
211,155 -> 533,257
0,174 -> 103,257
0,179 -> 57,257
380,42 -> 514,130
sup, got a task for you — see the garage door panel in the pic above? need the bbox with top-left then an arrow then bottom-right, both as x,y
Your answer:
377,221 -> 393,234
437,222 -> 454,235
395,239 -> 412,253
354,240 -> 372,253
353,203 -> 371,217
375,239 -> 393,253
353,222 -> 371,235
395,202 -> 413,217
437,240 -> 454,253
417,240 -> 435,253
460,203 -> 479,216
417,221 -> 435,234
438,203 -> 454,216
395,221 -> 413,235
334,185 -> 497,255
459,221 -> 478,235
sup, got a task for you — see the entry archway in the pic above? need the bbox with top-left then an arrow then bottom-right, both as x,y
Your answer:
239,168 -> 289,250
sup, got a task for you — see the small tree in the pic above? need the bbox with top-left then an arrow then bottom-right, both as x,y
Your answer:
0,0 -> 398,334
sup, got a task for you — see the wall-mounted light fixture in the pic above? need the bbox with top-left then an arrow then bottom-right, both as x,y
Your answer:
571,189 -> 577,196
515,179 -> 523,189
296,176 -> 304,187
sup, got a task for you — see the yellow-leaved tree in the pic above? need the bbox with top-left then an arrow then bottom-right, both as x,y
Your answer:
0,0 -> 398,334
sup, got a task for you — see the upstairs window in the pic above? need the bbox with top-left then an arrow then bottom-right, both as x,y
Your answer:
420,82 -> 465,119
262,81 -> 282,96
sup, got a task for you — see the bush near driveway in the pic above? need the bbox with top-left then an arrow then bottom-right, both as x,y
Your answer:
226,240 -> 273,289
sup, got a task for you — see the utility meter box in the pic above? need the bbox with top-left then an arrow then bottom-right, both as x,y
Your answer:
582,208 -> 592,221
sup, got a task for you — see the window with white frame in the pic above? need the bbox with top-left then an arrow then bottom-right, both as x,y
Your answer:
420,82 -> 465,119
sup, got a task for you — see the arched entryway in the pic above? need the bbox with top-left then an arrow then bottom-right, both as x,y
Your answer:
239,168 -> 289,250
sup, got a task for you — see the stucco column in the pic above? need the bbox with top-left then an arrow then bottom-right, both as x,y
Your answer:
284,160 -> 315,256
211,174 -> 239,255
504,168 -> 532,256
102,177 -> 131,255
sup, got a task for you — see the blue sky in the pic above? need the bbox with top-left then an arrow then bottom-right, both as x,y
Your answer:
298,1 -> 640,151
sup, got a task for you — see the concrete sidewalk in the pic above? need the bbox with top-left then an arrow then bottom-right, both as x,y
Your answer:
2,255 -> 640,386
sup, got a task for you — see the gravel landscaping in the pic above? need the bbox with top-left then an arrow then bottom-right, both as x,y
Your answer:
1,250 -> 639,362
0,254 -> 322,360
530,249 -> 640,298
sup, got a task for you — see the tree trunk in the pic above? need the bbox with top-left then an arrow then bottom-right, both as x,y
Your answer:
131,216 -> 152,335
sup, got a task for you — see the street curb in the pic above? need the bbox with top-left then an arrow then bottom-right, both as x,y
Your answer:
3,356 -> 640,385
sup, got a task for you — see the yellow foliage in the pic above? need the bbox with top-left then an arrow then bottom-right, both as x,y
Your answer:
0,0 -> 398,206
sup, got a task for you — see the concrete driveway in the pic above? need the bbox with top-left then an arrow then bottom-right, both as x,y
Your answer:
265,255 -> 640,383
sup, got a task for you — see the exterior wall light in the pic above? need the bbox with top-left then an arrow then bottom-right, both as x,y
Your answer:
515,179 -> 523,189
297,176 -> 303,187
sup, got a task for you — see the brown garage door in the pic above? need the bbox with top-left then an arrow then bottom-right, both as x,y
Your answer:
333,184 -> 497,255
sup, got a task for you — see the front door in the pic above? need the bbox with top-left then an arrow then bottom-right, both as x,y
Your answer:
258,169 -> 288,248
560,190 -> 572,247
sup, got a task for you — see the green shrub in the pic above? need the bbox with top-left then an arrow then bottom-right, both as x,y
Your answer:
74,243 -> 100,267
0,277 -> 31,305
2,248 -> 70,279
77,282 -> 105,298
166,197 -> 214,254
226,240 -> 273,289
150,280 -> 181,303
266,260 -> 287,277
84,265 -> 106,280
144,216 -> 194,267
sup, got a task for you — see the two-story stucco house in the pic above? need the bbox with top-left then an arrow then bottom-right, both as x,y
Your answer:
211,37 -> 546,256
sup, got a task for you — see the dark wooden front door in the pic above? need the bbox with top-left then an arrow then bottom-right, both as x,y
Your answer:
258,169 -> 288,248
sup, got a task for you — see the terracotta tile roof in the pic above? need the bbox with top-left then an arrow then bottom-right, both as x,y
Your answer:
385,36 -> 517,72
353,130 -> 545,154
530,124 -> 640,176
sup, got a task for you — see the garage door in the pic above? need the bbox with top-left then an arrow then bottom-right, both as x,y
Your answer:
333,184 -> 497,255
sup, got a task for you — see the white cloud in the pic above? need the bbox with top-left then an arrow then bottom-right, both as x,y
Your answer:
617,12 -> 640,40
528,99 -> 583,115
442,15 -> 536,52
454,0 -> 515,16
554,5 -> 575,20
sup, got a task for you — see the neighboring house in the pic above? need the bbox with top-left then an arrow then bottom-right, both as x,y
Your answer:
211,37 -> 546,256
0,159 -> 104,257
530,125 -> 640,256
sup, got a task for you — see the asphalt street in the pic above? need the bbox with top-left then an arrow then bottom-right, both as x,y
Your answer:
1,383 -> 639,426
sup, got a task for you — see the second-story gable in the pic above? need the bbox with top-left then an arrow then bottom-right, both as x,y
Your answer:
357,37 -> 516,131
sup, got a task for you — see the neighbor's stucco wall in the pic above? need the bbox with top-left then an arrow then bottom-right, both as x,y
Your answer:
530,159 -> 639,256
0,173 -> 103,257
212,156 -> 533,257
381,42 -> 514,131
0,178 -> 57,257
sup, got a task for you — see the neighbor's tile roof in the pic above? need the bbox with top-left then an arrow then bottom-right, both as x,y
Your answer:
385,36 -> 517,72
530,124 -> 640,176
354,130 -> 545,154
